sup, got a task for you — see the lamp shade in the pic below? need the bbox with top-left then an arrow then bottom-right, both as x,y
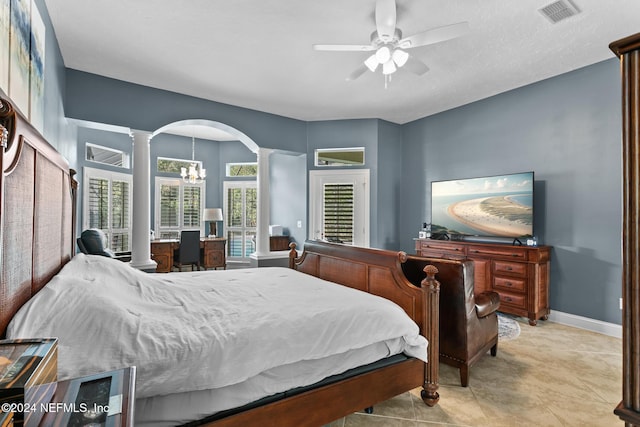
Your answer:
203,208 -> 224,222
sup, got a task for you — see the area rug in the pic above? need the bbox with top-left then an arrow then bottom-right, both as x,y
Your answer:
498,313 -> 521,341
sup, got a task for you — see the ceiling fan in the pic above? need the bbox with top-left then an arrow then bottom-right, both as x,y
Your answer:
313,0 -> 469,86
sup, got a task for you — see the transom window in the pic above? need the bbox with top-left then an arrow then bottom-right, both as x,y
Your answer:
226,162 -> 258,177
157,156 -> 203,174
315,147 -> 365,167
86,143 -> 130,168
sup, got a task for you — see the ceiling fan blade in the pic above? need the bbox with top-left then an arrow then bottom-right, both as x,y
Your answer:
313,44 -> 375,52
399,22 -> 470,49
347,64 -> 369,81
375,0 -> 397,43
403,56 -> 430,76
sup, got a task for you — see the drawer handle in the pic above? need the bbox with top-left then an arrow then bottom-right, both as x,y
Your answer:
504,282 -> 513,287
505,266 -> 513,271
427,245 -> 459,251
504,297 -> 513,302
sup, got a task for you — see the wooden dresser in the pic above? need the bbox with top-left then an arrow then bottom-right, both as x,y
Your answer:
270,236 -> 291,251
415,239 -> 550,325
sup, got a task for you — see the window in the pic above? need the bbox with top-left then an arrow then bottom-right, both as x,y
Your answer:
157,156 -> 203,174
223,181 -> 257,260
315,147 -> 365,167
86,143 -> 130,168
83,167 -> 132,252
155,178 -> 205,239
226,162 -> 258,177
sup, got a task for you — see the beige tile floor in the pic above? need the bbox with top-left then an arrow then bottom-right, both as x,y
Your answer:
326,317 -> 622,427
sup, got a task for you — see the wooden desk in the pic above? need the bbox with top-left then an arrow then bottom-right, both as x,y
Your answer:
151,237 -> 226,273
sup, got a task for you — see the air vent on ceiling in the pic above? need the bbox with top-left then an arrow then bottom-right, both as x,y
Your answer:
539,0 -> 580,24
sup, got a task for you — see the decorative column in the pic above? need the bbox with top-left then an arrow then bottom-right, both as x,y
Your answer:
129,130 -> 157,272
254,147 -> 272,256
611,33 -> 640,427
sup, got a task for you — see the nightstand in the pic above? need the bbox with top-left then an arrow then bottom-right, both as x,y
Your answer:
39,367 -> 136,427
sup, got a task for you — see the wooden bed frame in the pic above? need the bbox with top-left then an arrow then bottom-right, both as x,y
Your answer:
0,95 -> 440,426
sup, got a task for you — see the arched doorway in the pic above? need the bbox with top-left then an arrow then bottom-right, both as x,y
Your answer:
131,119 -> 271,269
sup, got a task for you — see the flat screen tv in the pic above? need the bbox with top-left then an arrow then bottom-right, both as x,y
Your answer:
431,171 -> 534,239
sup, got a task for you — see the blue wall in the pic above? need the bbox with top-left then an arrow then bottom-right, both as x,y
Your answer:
400,59 -> 622,324
270,152 -> 307,247
64,70 -> 307,153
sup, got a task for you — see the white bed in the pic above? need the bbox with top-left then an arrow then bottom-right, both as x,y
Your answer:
7,254 -> 428,426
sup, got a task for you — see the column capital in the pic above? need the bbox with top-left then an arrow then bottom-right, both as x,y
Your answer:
257,147 -> 273,156
129,129 -> 153,143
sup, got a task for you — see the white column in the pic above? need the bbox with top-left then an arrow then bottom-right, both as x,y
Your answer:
130,130 -> 157,271
254,147 -> 272,256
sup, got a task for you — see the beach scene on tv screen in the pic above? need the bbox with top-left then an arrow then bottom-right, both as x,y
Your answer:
431,172 -> 533,238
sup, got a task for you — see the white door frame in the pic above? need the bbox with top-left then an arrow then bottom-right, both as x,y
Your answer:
309,169 -> 370,247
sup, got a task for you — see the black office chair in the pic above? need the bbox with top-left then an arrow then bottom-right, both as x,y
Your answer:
77,229 -> 116,258
173,230 -> 201,271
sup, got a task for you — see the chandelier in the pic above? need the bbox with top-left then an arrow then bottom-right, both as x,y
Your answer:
180,136 -> 206,184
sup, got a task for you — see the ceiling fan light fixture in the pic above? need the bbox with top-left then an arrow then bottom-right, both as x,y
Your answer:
382,60 -> 397,75
375,45 -> 391,64
364,54 -> 379,72
392,49 -> 409,67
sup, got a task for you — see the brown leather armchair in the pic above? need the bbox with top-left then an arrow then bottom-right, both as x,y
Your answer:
402,255 -> 500,387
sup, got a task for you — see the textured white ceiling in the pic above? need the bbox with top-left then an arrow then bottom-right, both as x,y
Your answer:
44,0 -> 640,125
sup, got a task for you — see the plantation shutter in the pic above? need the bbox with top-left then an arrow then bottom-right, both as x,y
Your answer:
245,188 -> 257,228
227,188 -> 243,227
111,180 -> 129,229
183,186 -> 202,227
83,167 -> 133,253
323,183 -> 354,244
88,177 -> 109,229
110,180 -> 130,252
160,184 -> 180,227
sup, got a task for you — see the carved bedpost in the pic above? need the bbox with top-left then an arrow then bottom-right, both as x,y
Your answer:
420,264 -> 440,406
288,242 -> 297,269
0,97 -> 20,174
611,33 -> 640,427
70,169 -> 78,255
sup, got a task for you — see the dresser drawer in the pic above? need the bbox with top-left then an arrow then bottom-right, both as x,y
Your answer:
468,245 -> 528,260
493,276 -> 526,292
498,291 -> 526,309
418,241 -> 465,255
493,260 -> 527,277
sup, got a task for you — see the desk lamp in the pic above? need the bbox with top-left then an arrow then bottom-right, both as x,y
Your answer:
203,208 -> 224,237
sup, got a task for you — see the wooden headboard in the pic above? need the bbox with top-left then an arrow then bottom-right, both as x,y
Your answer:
0,96 -> 77,337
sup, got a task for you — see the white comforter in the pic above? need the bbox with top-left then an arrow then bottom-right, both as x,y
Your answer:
7,254 -> 427,399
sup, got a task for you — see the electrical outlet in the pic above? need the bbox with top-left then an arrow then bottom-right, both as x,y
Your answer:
297,220 -> 302,228
620,298 -> 624,310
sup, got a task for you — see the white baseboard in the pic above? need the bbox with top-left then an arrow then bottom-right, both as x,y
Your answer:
548,310 -> 622,339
